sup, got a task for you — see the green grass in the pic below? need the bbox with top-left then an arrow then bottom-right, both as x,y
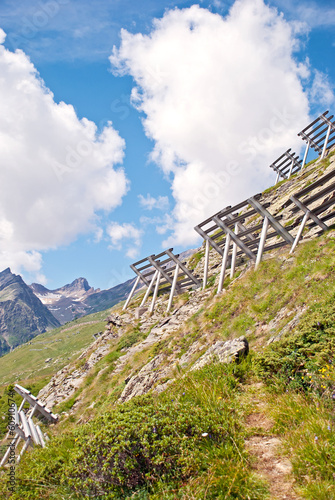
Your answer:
0,361 -> 268,500
0,308 -> 109,388
267,389 -> 335,499
2,217 -> 335,497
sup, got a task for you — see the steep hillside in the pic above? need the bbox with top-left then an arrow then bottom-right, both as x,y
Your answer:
1,153 -> 335,499
0,268 -> 60,357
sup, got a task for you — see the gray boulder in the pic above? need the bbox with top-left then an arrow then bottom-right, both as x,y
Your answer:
191,336 -> 249,371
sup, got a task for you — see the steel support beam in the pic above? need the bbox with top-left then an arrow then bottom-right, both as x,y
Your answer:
122,275 -> 141,311
290,195 -> 328,231
217,233 -> 231,293
203,239 -> 210,290
167,264 -> 180,312
255,217 -> 269,269
213,216 -> 257,260
165,249 -> 201,288
247,197 -> 294,245
140,270 -> 158,307
149,271 -> 161,313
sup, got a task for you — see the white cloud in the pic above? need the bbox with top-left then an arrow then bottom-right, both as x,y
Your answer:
0,33 -> 128,278
310,70 -> 334,107
110,0 -> 311,247
140,213 -> 174,235
138,194 -> 169,210
107,222 -> 142,259
274,0 -> 335,29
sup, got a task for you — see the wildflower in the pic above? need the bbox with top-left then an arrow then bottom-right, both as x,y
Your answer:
218,396 -> 222,400
315,436 -> 318,441
182,392 -> 185,396
328,425 -> 331,431
202,432 -> 208,437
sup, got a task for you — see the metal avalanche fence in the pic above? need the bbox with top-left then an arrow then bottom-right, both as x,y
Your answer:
123,249 -> 201,313
124,110 -> 335,310
0,385 -> 57,467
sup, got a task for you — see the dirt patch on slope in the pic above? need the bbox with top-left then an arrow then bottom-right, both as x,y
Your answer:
244,385 -> 302,500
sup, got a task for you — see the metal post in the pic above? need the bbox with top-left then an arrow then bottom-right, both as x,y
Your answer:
140,270 -> 158,307
18,398 -> 26,412
18,437 -> 32,463
122,275 -> 141,310
230,224 -> 238,279
0,436 -> 19,466
149,272 -> 161,313
29,403 -> 38,419
290,212 -> 310,254
255,217 -> 269,269
203,240 -> 210,290
301,141 -> 310,169
217,233 -> 231,293
36,425 -> 46,448
275,171 -> 280,185
288,160 -> 294,178
321,124 -> 332,159
167,264 -> 179,313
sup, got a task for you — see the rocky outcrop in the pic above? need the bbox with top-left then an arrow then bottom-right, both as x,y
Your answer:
119,354 -> 167,403
0,268 -> 60,356
191,336 -> 249,371
38,328 -> 118,408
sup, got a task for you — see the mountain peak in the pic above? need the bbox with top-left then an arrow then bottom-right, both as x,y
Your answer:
57,277 -> 92,295
70,277 -> 91,291
0,267 -> 12,276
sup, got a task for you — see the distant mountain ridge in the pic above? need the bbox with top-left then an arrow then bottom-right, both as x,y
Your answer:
30,248 -> 199,325
30,276 -> 140,325
0,248 -> 199,356
0,268 -> 60,357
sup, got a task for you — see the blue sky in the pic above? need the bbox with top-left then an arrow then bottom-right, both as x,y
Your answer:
0,0 -> 334,290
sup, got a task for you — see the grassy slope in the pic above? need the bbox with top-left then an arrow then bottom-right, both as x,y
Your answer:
0,231 -> 334,498
0,309 -> 109,387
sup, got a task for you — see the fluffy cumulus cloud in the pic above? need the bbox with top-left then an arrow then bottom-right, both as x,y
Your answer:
107,222 -> 142,259
0,30 -> 128,277
110,0 -> 315,247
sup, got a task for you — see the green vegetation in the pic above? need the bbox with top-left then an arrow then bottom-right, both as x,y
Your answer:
0,362 -> 268,499
269,391 -> 335,500
1,174 -> 335,498
0,309 -> 109,387
188,250 -> 204,270
255,298 -> 335,394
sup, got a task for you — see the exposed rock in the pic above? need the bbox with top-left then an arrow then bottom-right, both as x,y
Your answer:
135,307 -> 148,319
105,314 -> 123,327
178,340 -> 204,367
191,336 -> 249,371
119,354 -> 167,403
267,306 -> 307,344
38,329 -> 116,408
0,268 -> 60,356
